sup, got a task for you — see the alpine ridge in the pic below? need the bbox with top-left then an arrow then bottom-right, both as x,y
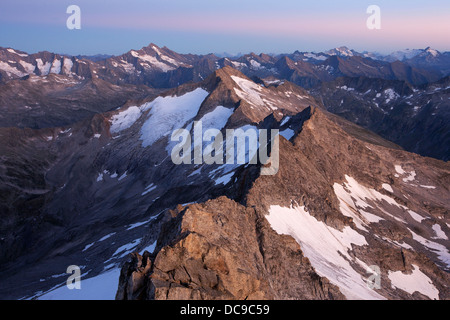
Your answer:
0,44 -> 448,301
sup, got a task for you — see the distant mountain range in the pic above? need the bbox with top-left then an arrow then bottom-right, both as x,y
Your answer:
0,64 -> 450,300
1,44 -> 448,160
1,45 -> 449,87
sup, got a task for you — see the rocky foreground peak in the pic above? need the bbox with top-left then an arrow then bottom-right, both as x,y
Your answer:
116,105 -> 449,300
0,62 -> 448,300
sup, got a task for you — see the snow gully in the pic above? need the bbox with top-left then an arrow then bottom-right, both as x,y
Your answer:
170,121 -> 279,175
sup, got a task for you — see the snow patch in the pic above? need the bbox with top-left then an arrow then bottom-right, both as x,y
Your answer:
408,210 -> 424,223
38,268 -> 120,300
402,171 -> 416,183
198,106 -> 233,133
63,58 -> 73,74
280,128 -> 295,140
409,229 -> 450,267
36,58 -> 51,75
19,60 -> 35,73
280,116 -> 290,126
6,48 -> 28,57
50,59 -> 61,74
304,52 -> 327,61
388,265 -> 439,300
140,241 -> 157,254
110,106 -> 142,134
432,224 -> 448,240
382,183 -> 393,193
333,175 -> 404,231
265,205 -> 384,300
231,75 -> 265,107
141,183 -> 157,196
131,51 -> 175,72
0,61 -> 26,77
140,88 -> 209,147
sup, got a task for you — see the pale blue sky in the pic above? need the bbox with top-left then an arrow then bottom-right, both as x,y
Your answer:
0,0 -> 449,55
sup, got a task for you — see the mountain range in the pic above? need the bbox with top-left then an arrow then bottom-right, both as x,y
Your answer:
1,44 -> 448,161
0,44 -> 448,300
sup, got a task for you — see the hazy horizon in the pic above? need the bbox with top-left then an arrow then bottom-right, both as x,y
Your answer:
1,0 -> 449,56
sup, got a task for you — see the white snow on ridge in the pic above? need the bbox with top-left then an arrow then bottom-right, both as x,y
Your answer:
230,60 -> 247,69
36,58 -> 51,75
388,265 -> 439,300
408,210 -> 424,223
432,224 -> 448,240
140,240 -> 157,254
338,85 -> 355,91
333,175 -> 403,231
280,116 -> 290,126
127,212 -> 162,230
140,88 -> 209,147
409,229 -> 450,267
280,128 -> 295,140
384,89 -> 399,103
99,233 -> 116,242
0,61 -> 26,77
6,48 -> 28,57
197,105 -> 234,161
214,171 -> 234,185
151,46 -> 182,67
394,165 -> 417,183
420,185 -> 436,189
118,172 -> 128,181
50,59 -> 61,74
38,268 -> 120,300
250,59 -> 262,69
198,106 -> 234,133
130,50 -> 175,72
119,60 -> 135,73
304,52 -> 327,61
141,183 -> 157,196
395,165 -> 405,175
402,171 -> 416,183
112,238 -> 141,258
382,183 -> 393,193
19,60 -> 35,73
386,49 -> 422,61
265,205 -> 385,300
110,106 -> 142,134
63,58 -> 73,74
231,75 -> 265,107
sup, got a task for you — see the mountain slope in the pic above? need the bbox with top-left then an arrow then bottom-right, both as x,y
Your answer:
311,76 -> 450,160
0,74 -> 159,129
0,66 -> 318,299
0,66 -> 448,300
116,106 -> 449,300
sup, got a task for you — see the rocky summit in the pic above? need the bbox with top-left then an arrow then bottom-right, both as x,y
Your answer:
0,45 -> 448,300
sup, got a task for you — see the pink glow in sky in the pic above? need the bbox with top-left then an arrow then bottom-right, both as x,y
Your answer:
84,10 -> 450,52
1,0 -> 449,55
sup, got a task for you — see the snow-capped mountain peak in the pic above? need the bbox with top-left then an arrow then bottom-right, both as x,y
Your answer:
384,47 -> 442,62
325,46 -> 355,57
422,46 -> 441,57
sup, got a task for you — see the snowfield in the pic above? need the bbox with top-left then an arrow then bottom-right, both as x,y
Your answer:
265,204 -> 385,300
110,106 -> 142,134
140,88 -> 209,147
388,265 -> 439,300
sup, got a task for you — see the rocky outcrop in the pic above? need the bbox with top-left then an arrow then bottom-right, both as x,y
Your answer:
116,198 -> 345,300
